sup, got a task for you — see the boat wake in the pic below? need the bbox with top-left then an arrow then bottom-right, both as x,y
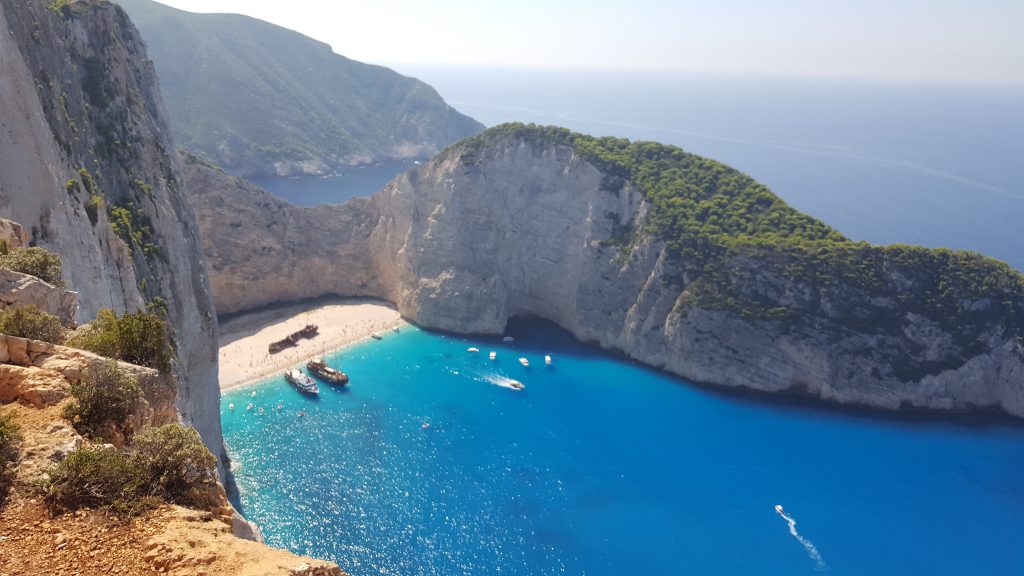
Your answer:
777,507 -> 826,571
484,374 -> 525,391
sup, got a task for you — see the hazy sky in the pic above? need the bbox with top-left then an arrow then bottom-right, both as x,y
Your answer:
154,0 -> 1023,85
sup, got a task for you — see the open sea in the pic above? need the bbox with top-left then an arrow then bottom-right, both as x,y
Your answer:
222,320 -> 1024,576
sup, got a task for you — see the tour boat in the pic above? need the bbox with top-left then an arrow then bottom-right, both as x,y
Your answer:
285,368 -> 319,395
518,357 -> 529,367
306,358 -> 349,385
489,351 -> 496,360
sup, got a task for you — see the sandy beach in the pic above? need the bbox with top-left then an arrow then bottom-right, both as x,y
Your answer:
218,298 -> 404,390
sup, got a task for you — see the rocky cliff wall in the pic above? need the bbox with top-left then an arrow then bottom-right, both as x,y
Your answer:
370,138 -> 1024,417
0,1 -> 221,464
187,132 -> 1024,418
180,154 -> 385,316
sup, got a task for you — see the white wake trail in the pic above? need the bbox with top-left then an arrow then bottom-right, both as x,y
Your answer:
778,510 -> 827,571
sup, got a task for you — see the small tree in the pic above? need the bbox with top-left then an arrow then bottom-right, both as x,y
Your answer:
62,360 -> 142,439
0,247 -> 65,287
0,304 -> 65,343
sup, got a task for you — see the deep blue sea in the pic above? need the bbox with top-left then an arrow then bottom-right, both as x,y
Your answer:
222,320 -> 1024,576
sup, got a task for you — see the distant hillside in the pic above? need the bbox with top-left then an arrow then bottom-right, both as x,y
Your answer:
117,0 -> 484,177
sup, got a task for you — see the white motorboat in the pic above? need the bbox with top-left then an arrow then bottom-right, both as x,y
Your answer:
285,368 -> 319,395
489,351 -> 496,360
518,357 -> 529,367
544,355 -> 552,365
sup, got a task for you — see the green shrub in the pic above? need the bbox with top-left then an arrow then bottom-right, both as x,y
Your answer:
0,304 -> 65,342
41,446 -> 153,516
68,309 -> 172,372
130,424 -> 218,508
62,359 -> 142,439
1,409 -> 22,504
42,424 -> 217,516
0,246 -> 65,287
85,194 -> 103,227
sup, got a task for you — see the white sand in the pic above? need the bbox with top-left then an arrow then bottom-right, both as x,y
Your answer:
218,298 -> 403,390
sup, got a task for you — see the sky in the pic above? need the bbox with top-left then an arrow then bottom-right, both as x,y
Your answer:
153,0 -> 1023,85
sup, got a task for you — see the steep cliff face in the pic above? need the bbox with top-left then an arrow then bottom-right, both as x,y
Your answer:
181,154 -> 386,316
192,124 -> 1023,417
370,129 -> 1024,416
0,1 -> 221,463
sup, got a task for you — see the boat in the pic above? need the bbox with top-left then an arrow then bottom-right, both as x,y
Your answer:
228,403 -> 235,410
371,332 -> 383,340
307,358 -> 349,385
509,379 -> 525,390
489,351 -> 496,360
775,505 -> 785,515
518,357 -> 529,367
393,326 -> 401,333
269,324 -> 320,354
468,347 -> 479,353
544,355 -> 552,365
503,336 -> 515,342
285,368 -> 319,395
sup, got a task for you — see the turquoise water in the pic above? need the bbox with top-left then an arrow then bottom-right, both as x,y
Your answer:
222,320 -> 1024,575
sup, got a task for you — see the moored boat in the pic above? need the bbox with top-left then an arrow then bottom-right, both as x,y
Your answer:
285,368 -> 319,395
489,351 -> 496,360
307,358 -> 349,385
371,332 -> 383,340
544,355 -> 552,365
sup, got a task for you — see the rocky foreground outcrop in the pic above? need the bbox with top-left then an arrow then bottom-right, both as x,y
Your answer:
187,125 -> 1024,418
0,0 -> 220,468
0,335 -> 345,575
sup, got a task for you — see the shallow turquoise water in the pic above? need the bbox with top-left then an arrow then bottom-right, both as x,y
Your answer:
222,321 -> 1024,575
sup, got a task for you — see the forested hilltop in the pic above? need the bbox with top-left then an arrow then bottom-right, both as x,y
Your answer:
117,0 -> 483,177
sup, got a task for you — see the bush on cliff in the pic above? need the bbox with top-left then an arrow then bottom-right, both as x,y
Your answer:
62,360 -> 142,439
0,246 -> 66,287
1,409 -> 22,505
0,304 -> 66,343
68,309 -> 172,372
43,424 -> 218,516
129,424 -> 219,508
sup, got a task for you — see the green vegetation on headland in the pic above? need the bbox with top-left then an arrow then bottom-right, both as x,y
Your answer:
457,124 -> 1024,377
